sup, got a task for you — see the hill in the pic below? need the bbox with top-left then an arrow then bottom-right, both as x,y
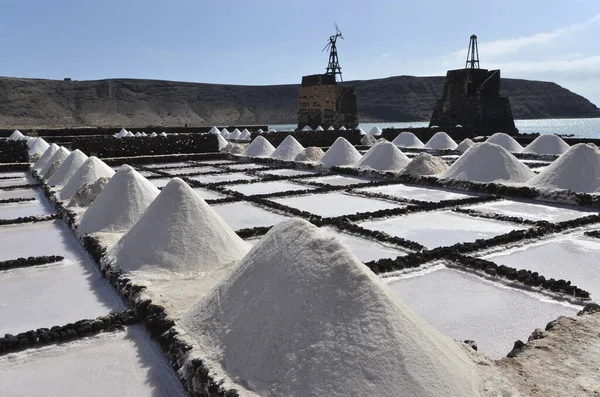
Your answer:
0,75 -> 598,128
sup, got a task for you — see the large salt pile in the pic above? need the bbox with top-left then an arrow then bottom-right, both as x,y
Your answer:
360,134 -> 377,146
243,136 -> 276,157
356,141 -> 410,171
58,156 -> 115,200
425,132 -> 458,150
320,137 -> 362,167
295,147 -> 325,162
47,149 -> 88,186
392,131 -> 425,148
523,134 -> 570,155
8,130 -> 27,141
27,138 -> 50,159
80,165 -> 160,234
527,143 -> 600,193
40,147 -> 71,179
32,143 -> 59,172
108,178 -> 249,275
116,128 -> 129,138
401,153 -> 448,176
216,134 -> 229,151
239,129 -> 251,141
486,133 -> 523,152
229,129 -> 242,140
456,138 -> 475,153
181,218 -> 480,397
442,142 -> 535,183
150,132 -> 157,137
369,125 -> 383,135
159,132 -> 168,137
270,135 -> 305,160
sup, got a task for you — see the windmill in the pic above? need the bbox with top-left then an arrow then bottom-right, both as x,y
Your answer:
322,23 -> 344,82
465,34 -> 480,69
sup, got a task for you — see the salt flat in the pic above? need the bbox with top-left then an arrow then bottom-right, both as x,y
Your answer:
211,201 -> 290,230
321,226 -> 410,262
0,200 -> 53,220
190,172 -> 257,184
270,192 -> 400,217
468,199 -> 598,222
258,168 -> 321,177
224,180 -> 313,195
357,183 -> 480,202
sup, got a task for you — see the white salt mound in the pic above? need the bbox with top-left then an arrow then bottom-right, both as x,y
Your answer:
456,138 -> 475,153
527,143 -> 600,193
327,126 -> 335,131
360,134 -> 377,146
369,126 -> 383,135
339,126 -> 346,130
181,218 -> 480,397
68,177 -> 111,207
229,129 -> 241,140
243,136 -> 276,157
108,178 -> 249,275
32,143 -> 59,171
40,147 -> 71,179
392,131 -> 425,148
294,147 -> 325,162
239,130 -> 251,141
80,165 -> 160,234
59,156 -> 115,200
28,138 -> 50,157
442,142 -> 535,183
486,133 -> 523,152
150,132 -> 157,137
315,126 -> 324,131
320,137 -> 362,167
301,125 -> 313,131
401,153 -> 448,176
425,132 -> 458,150
356,126 -> 366,134
159,132 -> 168,137
216,134 -> 229,151
208,126 -> 220,134
356,141 -> 410,171
116,128 -> 128,138
523,134 -> 570,155
270,135 -> 305,160
8,130 -> 27,141
47,149 -> 88,186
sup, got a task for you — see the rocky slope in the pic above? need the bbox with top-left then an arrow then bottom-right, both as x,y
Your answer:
0,75 -> 598,128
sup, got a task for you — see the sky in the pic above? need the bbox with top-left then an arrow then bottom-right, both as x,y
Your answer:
1,0 -> 599,106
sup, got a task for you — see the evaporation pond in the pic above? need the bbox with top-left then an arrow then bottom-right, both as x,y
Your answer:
467,199 -> 598,222
306,175 -> 375,186
321,226 -> 410,262
359,211 -> 520,249
164,166 -> 221,175
0,326 -> 186,397
225,163 -> 271,171
143,162 -> 193,169
0,200 -> 53,220
193,159 -> 237,165
357,184 -> 480,202
0,175 -> 35,188
211,201 -> 290,230
270,192 -> 400,217
258,168 -> 320,177
190,172 -> 258,184
224,180 -> 313,195
386,266 -> 577,359
193,188 -> 226,200
0,260 -> 124,335
149,178 -> 172,188
484,233 -> 600,301
0,188 -> 42,200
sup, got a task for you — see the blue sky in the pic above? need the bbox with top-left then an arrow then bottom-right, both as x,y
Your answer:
1,0 -> 599,106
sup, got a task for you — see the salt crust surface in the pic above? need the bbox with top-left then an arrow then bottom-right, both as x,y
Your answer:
58,157 -> 115,200
80,165 -> 159,234
181,219 -> 482,397
485,133 -> 523,152
27,138 -> 50,157
295,146 -> 325,162
211,201 -> 290,230
307,174 -> 374,186
392,131 -> 425,148
47,149 -> 88,186
442,142 -> 535,183
270,136 -> 305,160
223,180 -> 312,196
527,143 -> 600,193
40,147 -> 71,179
243,136 -> 276,157
32,144 -> 59,171
356,141 -> 410,171
468,198 -> 597,222
0,200 -> 53,220
523,134 -> 570,155
68,177 -> 110,207
357,184 -> 479,202
108,178 -> 249,276
456,138 -> 475,153
425,132 -> 458,150
0,326 -> 186,397
320,137 -> 362,166
401,153 -> 448,176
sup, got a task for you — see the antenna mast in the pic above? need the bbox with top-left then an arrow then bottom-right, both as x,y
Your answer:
323,23 -> 344,82
465,34 -> 480,69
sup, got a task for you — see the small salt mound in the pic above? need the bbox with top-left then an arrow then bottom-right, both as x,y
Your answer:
243,136 -> 276,157
229,129 -> 242,140
257,128 -> 264,133
47,149 -> 88,186
181,218 -> 480,397
8,130 -> 27,141
68,177 -> 110,207
401,153 -> 448,176
40,147 -> 71,179
208,126 -> 220,134
295,147 -> 325,162
442,142 -> 535,183
356,141 -> 410,171
150,132 -> 157,137
141,132 -> 147,137
80,165 -> 160,234
356,126 -> 366,134
239,130 -> 251,141
32,143 -> 59,171
59,157 -> 115,200
134,132 -> 142,137
116,128 -> 128,138
216,134 -> 229,150
159,132 -> 167,137
315,126 -> 324,131
301,125 -> 313,131
221,130 -> 230,139
369,126 -> 383,135
339,126 -> 346,130
320,137 -> 362,167
27,138 -> 50,157
456,138 -> 475,153
392,131 -> 425,148
270,135 -> 305,160
527,143 -> 600,193
523,134 -> 570,155
361,134 -> 377,146
109,178 -> 249,275
425,132 -> 458,150
486,133 -> 523,152
327,126 -> 335,131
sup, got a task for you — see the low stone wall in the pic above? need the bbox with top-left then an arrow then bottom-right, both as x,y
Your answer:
0,140 -> 28,163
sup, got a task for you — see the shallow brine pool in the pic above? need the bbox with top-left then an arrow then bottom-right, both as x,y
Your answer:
356,184 -> 480,203
223,180 -> 313,196
190,172 -> 258,184
467,199 -> 598,222
211,201 -> 290,230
